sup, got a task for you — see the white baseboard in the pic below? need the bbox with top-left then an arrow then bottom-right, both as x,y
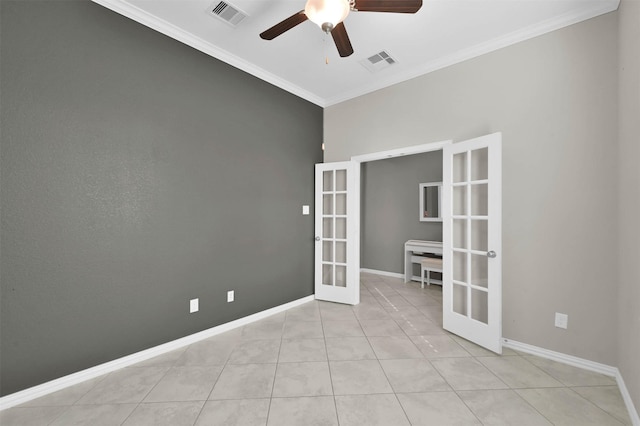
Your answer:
360,268 -> 404,279
502,338 -> 617,376
615,371 -> 640,426
0,295 -> 315,411
360,269 -> 442,285
502,338 -> 639,425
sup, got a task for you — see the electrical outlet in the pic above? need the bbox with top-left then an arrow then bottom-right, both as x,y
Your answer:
555,312 -> 568,329
190,298 -> 199,313
227,290 -> 234,303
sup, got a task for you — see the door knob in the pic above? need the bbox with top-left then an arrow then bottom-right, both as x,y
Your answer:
315,236 -> 321,241
487,250 -> 497,258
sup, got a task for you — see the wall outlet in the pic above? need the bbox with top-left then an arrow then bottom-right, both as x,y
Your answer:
555,312 -> 568,329
227,290 -> 234,303
190,298 -> 199,313
302,205 -> 310,215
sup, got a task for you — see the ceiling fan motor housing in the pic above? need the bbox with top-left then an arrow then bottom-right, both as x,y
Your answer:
304,0 -> 351,30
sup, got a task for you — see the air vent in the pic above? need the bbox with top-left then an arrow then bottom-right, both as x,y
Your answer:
207,1 -> 247,27
360,50 -> 397,73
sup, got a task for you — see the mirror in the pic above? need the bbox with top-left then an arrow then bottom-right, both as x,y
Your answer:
420,182 -> 442,222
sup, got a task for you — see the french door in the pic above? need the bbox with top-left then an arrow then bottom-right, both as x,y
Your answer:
442,133 -> 502,353
314,162 -> 360,305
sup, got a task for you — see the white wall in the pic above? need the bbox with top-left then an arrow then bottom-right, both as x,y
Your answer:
617,0 -> 640,412
325,12 -> 620,366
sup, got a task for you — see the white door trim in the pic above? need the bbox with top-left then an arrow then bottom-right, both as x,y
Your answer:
350,140 -> 452,164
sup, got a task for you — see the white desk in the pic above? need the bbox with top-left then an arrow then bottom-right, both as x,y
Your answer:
404,240 -> 443,283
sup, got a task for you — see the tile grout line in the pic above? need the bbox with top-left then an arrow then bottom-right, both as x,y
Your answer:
263,319 -> 286,426
42,372 -> 113,426
319,299 -> 343,426
368,282 -> 432,426
196,328 -> 249,425
565,386 -> 630,425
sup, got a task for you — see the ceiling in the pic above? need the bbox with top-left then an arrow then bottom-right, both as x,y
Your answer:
92,0 -> 619,107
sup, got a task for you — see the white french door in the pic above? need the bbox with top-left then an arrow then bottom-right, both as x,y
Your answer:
442,133 -> 502,353
314,161 -> 360,305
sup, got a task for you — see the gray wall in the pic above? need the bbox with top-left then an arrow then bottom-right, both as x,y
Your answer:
0,0 -> 322,395
361,151 -> 442,273
325,11 -> 620,370
617,0 -> 640,413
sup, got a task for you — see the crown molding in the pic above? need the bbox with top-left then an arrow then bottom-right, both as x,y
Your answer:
92,0 -> 618,108
323,0 -> 620,106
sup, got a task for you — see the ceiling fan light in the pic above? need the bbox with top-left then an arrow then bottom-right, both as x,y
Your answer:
304,0 -> 350,31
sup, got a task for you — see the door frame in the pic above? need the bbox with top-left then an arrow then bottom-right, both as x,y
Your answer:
349,139 -> 453,282
350,140 -> 453,164
315,141 -> 451,305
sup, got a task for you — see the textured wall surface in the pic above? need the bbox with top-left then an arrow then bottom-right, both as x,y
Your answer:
361,151 -> 443,273
617,0 -> 640,414
0,0 -> 322,395
325,13 -> 620,366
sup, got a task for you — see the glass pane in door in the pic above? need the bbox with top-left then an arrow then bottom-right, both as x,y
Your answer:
335,265 -> 346,287
453,219 -> 467,249
335,241 -> 347,263
453,251 -> 468,282
323,170 -> 333,191
453,283 -> 467,315
322,264 -> 333,286
323,218 -> 333,238
471,184 -> 488,216
471,147 -> 488,181
470,254 -> 488,288
471,288 -> 488,324
323,241 -> 333,262
453,152 -> 468,183
453,186 -> 468,215
335,194 -> 347,215
335,218 -> 346,239
335,170 -> 347,191
470,219 -> 488,251
323,194 -> 333,215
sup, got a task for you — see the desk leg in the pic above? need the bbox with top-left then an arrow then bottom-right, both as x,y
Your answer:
404,249 -> 411,283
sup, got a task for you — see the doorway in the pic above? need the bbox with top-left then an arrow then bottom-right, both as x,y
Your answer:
358,147 -> 444,282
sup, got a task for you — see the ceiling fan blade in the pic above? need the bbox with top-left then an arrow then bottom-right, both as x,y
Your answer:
260,11 -> 308,40
353,0 -> 422,13
331,22 -> 354,57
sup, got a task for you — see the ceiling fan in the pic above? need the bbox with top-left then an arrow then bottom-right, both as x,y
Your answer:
259,0 -> 423,58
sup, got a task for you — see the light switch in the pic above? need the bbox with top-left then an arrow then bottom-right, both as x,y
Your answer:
302,205 -> 310,215
555,312 -> 568,329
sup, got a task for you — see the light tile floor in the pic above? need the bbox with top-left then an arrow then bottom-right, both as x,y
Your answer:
1,272 -> 632,426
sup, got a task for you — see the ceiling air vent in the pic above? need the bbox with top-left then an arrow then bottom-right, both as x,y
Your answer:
208,1 -> 247,27
360,50 -> 397,73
